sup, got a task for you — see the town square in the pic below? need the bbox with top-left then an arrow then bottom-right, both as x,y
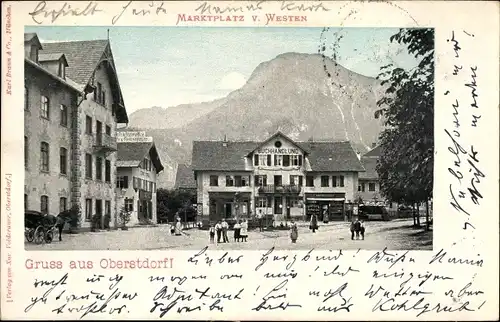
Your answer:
23,26 -> 434,251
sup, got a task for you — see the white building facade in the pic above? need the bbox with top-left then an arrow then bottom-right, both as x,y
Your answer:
191,132 -> 365,223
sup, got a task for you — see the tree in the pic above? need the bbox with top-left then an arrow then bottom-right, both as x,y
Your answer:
157,188 -> 197,223
375,28 -> 434,228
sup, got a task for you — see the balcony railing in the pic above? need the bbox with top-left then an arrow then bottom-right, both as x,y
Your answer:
258,184 -> 302,194
93,134 -> 117,153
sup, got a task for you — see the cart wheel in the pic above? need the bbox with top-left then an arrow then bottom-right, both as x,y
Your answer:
26,229 -> 35,242
34,226 -> 45,244
45,229 -> 54,243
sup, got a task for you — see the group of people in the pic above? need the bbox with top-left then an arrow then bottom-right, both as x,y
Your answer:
209,219 -> 249,244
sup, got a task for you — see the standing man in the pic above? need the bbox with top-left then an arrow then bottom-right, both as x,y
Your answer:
221,218 -> 229,243
257,210 -> 264,232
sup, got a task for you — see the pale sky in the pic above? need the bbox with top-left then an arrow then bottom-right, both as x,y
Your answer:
25,26 -> 419,114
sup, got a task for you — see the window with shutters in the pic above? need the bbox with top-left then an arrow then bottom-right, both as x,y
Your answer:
274,155 -> 283,166
283,155 -> 290,166
258,154 -> 268,166
306,176 -> 314,187
291,155 -> 301,166
85,154 -> 92,179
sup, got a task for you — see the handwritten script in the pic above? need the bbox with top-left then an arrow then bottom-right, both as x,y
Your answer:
444,30 -> 484,231
22,247 -> 487,319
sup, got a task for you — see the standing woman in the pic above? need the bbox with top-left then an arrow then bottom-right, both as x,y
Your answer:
175,217 -> 182,236
240,219 -> 248,242
310,213 -> 318,233
290,220 -> 298,243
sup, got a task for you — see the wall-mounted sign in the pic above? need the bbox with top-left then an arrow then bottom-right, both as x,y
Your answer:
257,148 -> 300,154
117,131 -> 153,143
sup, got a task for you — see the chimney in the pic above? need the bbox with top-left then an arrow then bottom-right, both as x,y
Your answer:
222,134 -> 228,147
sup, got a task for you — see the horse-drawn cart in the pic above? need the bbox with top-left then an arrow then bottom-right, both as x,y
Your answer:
25,210 -> 56,244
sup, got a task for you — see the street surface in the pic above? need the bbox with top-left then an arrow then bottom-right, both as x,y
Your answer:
25,218 -> 432,251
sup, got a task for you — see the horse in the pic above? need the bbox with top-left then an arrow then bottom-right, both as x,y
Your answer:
45,211 -> 72,242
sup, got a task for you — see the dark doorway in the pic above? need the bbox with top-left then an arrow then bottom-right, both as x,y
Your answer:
275,196 -> 282,214
274,175 -> 282,186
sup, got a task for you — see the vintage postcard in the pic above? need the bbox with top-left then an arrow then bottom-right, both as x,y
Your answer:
1,0 -> 499,320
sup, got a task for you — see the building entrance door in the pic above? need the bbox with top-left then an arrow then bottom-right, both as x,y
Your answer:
274,196 -> 282,215
224,203 -> 232,218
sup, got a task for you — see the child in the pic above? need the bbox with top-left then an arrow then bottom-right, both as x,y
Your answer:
359,220 -> 365,240
170,223 -> 175,235
209,224 -> 215,243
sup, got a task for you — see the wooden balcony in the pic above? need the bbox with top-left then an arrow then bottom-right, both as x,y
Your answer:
258,184 -> 302,194
93,134 -> 117,153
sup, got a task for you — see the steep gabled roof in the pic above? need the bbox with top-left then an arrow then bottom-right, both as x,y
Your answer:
192,141 -> 257,171
359,157 -> 379,180
117,142 -> 164,173
39,53 -> 68,66
24,33 -> 42,49
40,39 -> 109,86
246,131 -> 309,156
363,145 -> 381,157
40,39 -> 128,123
174,164 -> 196,189
300,141 -> 365,172
191,139 -> 365,172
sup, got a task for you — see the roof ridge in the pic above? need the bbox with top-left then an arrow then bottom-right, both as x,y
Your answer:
42,39 -> 108,44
